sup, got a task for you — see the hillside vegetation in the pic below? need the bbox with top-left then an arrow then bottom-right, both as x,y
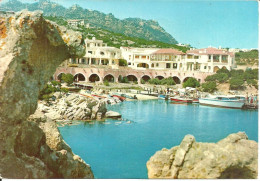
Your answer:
1,0 -> 178,44
45,16 -> 190,52
202,67 -> 258,93
235,50 -> 258,66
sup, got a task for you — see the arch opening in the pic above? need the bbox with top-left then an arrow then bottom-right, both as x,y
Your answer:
183,77 -> 194,83
57,73 -> 65,81
104,74 -> 115,82
173,76 -> 181,84
141,75 -> 151,82
127,75 -> 138,82
155,76 -> 164,80
89,74 -> 100,82
74,73 -> 86,82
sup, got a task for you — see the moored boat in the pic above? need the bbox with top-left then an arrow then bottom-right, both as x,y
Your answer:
199,96 -> 245,109
170,97 -> 193,103
112,95 -> 126,101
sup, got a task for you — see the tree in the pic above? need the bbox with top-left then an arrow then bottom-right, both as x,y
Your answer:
148,78 -> 161,85
229,78 -> 245,90
183,78 -> 200,88
161,77 -> 176,85
202,82 -> 217,93
61,73 -> 74,86
216,67 -> 230,77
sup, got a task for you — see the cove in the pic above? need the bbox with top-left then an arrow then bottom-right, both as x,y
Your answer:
59,100 -> 258,179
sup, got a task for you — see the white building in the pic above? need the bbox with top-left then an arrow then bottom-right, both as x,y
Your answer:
67,37 -> 121,68
64,37 -> 235,73
67,19 -> 85,27
121,46 -> 235,73
186,47 -> 235,72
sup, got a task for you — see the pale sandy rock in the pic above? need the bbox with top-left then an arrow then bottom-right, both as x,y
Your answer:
105,111 -> 122,118
147,132 -> 258,179
0,10 -> 93,178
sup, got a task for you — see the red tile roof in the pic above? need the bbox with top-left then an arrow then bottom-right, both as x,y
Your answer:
187,47 -> 234,56
153,48 -> 185,55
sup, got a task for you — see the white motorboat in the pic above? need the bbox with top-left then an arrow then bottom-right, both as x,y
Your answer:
199,96 -> 245,109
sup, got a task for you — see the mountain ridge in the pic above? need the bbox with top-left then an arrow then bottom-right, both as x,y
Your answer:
0,0 -> 178,44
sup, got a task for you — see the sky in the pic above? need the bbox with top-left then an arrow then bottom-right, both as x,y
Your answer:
1,0 -> 259,49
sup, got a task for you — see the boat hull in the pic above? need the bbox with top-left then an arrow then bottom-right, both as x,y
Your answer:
199,98 -> 244,109
170,98 -> 193,103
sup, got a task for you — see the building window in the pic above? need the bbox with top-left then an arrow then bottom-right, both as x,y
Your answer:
194,56 -> 199,59
156,63 -> 159,67
173,63 -> 177,69
141,56 -> 146,59
213,55 -> 219,62
166,63 -> 171,68
135,55 -> 139,59
187,55 -> 193,59
151,63 -> 154,67
204,66 -> 207,69
100,51 -> 104,55
88,51 -> 92,54
208,55 -> 212,60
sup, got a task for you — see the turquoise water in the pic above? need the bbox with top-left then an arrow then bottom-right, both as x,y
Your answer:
59,100 -> 258,179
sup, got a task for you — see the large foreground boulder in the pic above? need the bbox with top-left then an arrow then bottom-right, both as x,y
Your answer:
0,10 -> 93,178
147,132 -> 257,179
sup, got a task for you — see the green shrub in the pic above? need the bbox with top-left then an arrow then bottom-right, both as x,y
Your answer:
51,80 -> 61,87
118,75 -> 123,83
202,82 -> 217,93
216,73 -> 229,83
247,79 -> 258,89
229,78 -> 245,90
42,94 -> 51,101
61,88 -> 69,93
119,59 -> 128,66
61,73 -> 74,86
140,79 -> 146,84
104,80 -> 110,86
121,77 -> 129,83
148,78 -> 161,85
243,69 -> 258,80
216,67 -> 230,77
183,78 -> 200,88
133,81 -> 138,84
161,77 -> 176,85
230,69 -> 244,79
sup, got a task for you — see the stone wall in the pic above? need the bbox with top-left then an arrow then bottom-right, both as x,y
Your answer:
0,10 -> 93,178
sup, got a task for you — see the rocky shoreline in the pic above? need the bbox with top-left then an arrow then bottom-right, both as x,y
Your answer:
146,132 -> 258,179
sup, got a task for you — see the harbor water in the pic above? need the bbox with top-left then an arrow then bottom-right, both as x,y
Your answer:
59,100 -> 258,179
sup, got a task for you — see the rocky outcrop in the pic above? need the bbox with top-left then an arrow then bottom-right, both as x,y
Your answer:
105,111 -> 122,119
147,132 -> 258,179
37,92 -> 107,121
0,10 -> 93,178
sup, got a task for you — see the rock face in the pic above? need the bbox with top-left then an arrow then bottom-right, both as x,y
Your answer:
37,92 -> 107,121
147,132 -> 258,179
0,10 -> 93,178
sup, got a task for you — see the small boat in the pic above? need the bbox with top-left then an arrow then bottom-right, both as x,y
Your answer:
91,94 -> 106,99
158,94 -> 170,100
112,95 -> 126,101
192,98 -> 199,103
158,95 -> 166,99
170,96 -> 193,103
199,96 -> 245,109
